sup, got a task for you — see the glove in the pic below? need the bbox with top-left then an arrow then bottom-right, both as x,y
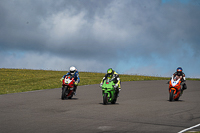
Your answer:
60,77 -> 64,82
100,83 -> 103,87
74,81 -> 78,86
114,84 -> 118,89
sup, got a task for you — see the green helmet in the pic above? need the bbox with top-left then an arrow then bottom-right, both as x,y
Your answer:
107,68 -> 113,78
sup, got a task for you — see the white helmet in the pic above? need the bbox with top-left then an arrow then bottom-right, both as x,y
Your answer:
69,66 -> 76,75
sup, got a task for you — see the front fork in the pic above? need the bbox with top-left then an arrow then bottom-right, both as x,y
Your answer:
102,89 -> 111,98
169,88 -> 181,98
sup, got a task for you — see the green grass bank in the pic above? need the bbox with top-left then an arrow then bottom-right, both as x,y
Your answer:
0,68 -> 199,95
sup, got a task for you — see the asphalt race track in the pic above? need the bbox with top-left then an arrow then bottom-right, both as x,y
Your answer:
1,80 -> 200,133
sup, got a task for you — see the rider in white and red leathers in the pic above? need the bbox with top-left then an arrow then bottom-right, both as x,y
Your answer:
61,66 -> 80,95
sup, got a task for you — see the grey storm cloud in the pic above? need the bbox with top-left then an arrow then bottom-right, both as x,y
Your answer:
0,0 -> 200,77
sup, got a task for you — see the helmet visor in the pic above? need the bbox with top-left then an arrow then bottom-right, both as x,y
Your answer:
177,72 -> 181,76
177,67 -> 182,72
70,71 -> 75,75
107,73 -> 112,78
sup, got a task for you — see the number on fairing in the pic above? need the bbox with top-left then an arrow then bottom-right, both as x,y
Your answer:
171,79 -> 180,87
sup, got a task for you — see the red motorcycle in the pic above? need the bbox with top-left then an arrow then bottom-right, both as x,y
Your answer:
169,76 -> 182,101
61,76 -> 75,100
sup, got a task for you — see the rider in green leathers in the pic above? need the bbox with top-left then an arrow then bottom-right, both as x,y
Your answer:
100,68 -> 121,96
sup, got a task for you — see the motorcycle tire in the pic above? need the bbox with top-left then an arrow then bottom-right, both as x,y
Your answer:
169,90 -> 174,102
111,93 -> 117,104
61,86 -> 68,100
111,99 -> 116,104
67,91 -> 73,99
175,97 -> 179,101
103,93 -> 108,105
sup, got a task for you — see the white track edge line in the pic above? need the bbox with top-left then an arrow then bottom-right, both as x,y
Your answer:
178,123 -> 200,133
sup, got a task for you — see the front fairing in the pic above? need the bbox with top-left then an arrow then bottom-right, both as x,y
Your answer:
102,79 -> 115,91
169,78 -> 181,99
62,77 -> 74,88
102,79 -> 116,101
169,78 -> 181,90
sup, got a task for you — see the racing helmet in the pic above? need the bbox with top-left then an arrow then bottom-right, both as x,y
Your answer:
177,67 -> 182,76
107,68 -> 114,78
69,66 -> 76,75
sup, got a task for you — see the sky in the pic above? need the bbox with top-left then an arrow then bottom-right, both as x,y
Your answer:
0,0 -> 200,78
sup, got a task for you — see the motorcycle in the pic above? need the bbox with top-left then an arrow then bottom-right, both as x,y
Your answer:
101,78 -> 118,105
61,76 -> 75,100
169,77 -> 182,101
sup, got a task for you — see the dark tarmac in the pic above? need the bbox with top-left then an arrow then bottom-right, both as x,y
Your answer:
1,80 -> 200,133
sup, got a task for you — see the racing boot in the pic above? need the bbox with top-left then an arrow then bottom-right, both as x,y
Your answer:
73,86 -> 77,96
180,89 -> 183,96
181,83 -> 187,95
116,88 -> 121,97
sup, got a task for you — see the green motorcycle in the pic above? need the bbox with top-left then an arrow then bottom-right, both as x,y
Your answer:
101,78 -> 118,105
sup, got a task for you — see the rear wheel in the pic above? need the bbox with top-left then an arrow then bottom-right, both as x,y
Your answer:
169,90 -> 174,102
68,91 -> 73,99
111,92 -> 117,104
111,99 -> 116,104
103,93 -> 108,105
175,96 -> 179,101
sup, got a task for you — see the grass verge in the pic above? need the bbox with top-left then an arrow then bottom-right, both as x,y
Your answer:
0,68 -> 199,95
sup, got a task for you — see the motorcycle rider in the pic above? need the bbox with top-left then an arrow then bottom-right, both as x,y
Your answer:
60,66 -> 80,95
100,68 -> 121,96
171,67 -> 187,94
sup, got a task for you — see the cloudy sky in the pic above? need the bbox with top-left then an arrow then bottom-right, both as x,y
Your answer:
0,0 -> 200,78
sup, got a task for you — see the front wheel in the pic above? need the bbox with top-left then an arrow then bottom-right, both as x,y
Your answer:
169,90 -> 174,102
103,93 -> 108,105
61,86 -> 68,100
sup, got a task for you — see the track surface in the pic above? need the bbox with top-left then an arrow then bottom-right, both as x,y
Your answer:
1,80 -> 200,133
